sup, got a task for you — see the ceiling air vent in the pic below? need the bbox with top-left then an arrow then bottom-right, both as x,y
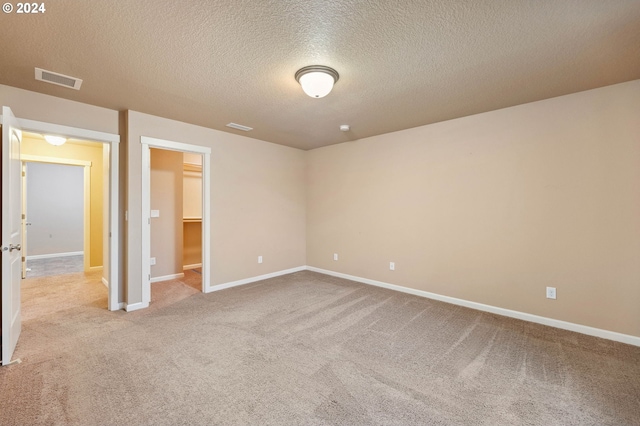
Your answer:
226,122 -> 253,132
35,67 -> 83,90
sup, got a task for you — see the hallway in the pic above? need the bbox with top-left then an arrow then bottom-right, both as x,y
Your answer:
25,255 -> 84,279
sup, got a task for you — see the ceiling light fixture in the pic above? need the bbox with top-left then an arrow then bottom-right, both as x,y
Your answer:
295,65 -> 339,98
44,135 -> 67,146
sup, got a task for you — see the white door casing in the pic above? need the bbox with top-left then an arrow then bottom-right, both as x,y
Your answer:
139,136 -> 212,311
2,106 -> 23,365
17,117 -> 121,311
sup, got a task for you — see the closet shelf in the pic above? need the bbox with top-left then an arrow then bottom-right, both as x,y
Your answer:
183,217 -> 202,223
183,163 -> 202,172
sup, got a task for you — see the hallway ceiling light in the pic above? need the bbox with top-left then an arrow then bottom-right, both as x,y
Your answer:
295,65 -> 339,98
44,135 -> 67,146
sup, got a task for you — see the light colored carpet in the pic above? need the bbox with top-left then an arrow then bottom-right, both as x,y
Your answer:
25,255 -> 84,278
1,270 -> 639,425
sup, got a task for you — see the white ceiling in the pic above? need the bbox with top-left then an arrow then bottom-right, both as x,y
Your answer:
1,0 -> 639,150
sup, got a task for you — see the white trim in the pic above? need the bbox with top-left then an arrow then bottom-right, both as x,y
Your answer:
207,266 -> 306,293
107,141 -> 119,311
125,302 -> 149,312
306,267 -> 640,347
26,251 -> 83,260
83,165 -> 91,271
18,118 -> 119,144
16,117 -> 120,311
101,275 -> 120,310
141,143 -> 151,304
20,154 -> 91,167
90,266 -> 103,271
183,263 -> 202,270
201,151 -> 211,293
141,136 -> 212,306
140,136 -> 212,154
150,273 -> 185,283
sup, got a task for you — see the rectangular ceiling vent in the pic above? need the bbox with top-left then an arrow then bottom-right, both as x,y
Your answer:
226,122 -> 253,132
35,67 -> 83,90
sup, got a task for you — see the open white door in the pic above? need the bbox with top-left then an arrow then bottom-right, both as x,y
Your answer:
2,106 -> 23,365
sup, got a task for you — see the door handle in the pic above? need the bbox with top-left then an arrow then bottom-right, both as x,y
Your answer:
9,244 -> 21,252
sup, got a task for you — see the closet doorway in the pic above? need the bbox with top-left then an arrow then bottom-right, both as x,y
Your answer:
141,136 -> 212,306
147,148 -> 202,291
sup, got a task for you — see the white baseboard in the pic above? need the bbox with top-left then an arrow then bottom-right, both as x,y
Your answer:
110,302 -> 125,311
90,266 -> 104,271
150,273 -> 184,283
183,263 -> 202,270
306,266 -> 640,347
125,301 -> 149,312
27,251 -> 83,260
206,266 -> 306,293
102,278 -> 123,310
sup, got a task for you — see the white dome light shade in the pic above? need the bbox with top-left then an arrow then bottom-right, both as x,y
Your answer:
295,65 -> 339,98
44,135 -> 67,146
299,71 -> 334,98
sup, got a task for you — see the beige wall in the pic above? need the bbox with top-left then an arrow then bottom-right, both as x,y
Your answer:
5,81 -> 639,339
150,148 -> 184,278
183,222 -> 202,267
307,80 -> 640,337
126,111 -> 307,304
0,84 -> 119,134
22,137 -> 104,267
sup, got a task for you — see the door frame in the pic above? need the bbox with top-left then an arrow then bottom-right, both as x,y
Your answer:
21,155 -> 92,274
15,117 -> 121,311
140,136 -> 212,306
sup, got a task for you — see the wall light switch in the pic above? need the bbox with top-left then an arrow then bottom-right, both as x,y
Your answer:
334,253 -> 338,261
150,257 -> 156,266
258,256 -> 263,264
546,287 -> 557,300
150,210 -> 160,218
390,262 -> 395,271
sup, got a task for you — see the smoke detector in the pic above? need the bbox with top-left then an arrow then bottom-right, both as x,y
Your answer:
35,67 -> 83,90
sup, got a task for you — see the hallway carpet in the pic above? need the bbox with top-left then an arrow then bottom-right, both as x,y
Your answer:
25,255 -> 84,278
1,270 -> 639,425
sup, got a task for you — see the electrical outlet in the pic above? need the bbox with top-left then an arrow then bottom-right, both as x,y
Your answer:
390,262 -> 395,271
150,257 -> 156,266
258,256 -> 263,264
333,253 -> 338,261
546,287 -> 556,300
150,210 -> 160,218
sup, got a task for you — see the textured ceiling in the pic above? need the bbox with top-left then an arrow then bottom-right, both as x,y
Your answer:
1,0 -> 639,150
